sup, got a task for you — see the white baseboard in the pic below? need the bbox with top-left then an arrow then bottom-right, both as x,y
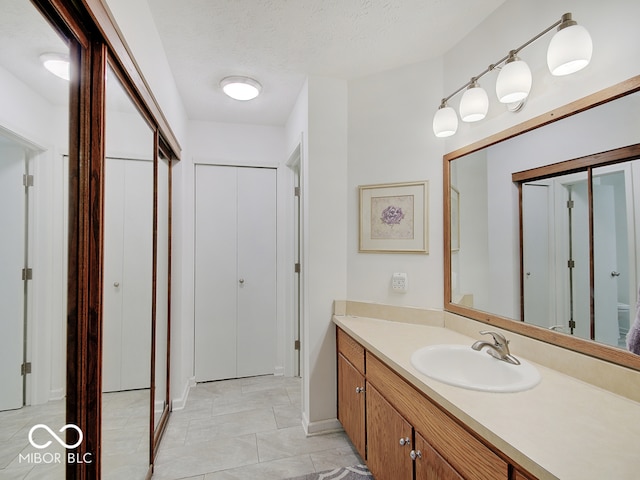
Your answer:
49,388 -> 65,401
301,413 -> 343,436
274,366 -> 285,376
171,376 -> 196,411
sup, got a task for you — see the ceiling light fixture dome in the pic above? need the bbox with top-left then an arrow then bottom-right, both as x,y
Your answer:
40,52 -> 70,81
220,76 -> 262,101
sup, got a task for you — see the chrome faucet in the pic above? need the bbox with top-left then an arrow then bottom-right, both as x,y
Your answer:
471,330 -> 521,365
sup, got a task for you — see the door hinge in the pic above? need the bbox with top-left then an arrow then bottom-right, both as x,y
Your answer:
294,263 -> 300,273
21,362 -> 32,375
22,268 -> 33,280
567,200 -> 574,209
567,260 -> 575,269
568,319 -> 576,330
23,174 -> 34,187
294,186 -> 300,197
294,340 -> 300,351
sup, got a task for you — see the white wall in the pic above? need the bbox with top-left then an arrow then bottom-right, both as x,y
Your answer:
347,59 -> 445,309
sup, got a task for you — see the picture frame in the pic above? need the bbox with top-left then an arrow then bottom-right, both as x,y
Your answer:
450,186 -> 460,252
359,180 -> 428,253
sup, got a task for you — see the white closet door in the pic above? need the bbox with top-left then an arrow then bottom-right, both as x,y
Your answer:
0,148 -> 26,410
195,166 -> 238,381
103,158 -> 153,392
237,167 -> 276,377
195,165 -> 277,382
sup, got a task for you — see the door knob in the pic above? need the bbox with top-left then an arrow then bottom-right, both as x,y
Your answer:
113,282 -> 120,287
611,271 -> 620,277
239,278 -> 245,284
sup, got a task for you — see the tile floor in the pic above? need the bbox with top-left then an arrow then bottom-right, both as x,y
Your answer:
152,375 -> 361,480
0,375 -> 359,479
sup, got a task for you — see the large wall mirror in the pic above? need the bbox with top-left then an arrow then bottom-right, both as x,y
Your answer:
445,75 -> 640,371
0,1 -> 70,478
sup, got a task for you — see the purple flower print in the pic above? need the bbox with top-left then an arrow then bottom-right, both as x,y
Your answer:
381,205 -> 404,226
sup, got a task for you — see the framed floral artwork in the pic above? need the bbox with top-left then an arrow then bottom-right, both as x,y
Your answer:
359,181 -> 428,253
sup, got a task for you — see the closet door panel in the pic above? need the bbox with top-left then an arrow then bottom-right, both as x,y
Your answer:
236,167 -> 277,377
102,159 -> 125,392
194,165 -> 238,381
120,159 -> 153,390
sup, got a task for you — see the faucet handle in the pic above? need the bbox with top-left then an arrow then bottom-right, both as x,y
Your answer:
479,330 -> 508,347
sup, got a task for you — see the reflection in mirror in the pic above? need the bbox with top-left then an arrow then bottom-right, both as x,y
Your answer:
154,153 -> 169,441
0,1 -> 69,477
446,79 -> 640,369
102,64 -> 154,479
522,172 -> 590,336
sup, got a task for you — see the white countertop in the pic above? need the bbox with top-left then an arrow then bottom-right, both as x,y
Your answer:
334,314 -> 640,480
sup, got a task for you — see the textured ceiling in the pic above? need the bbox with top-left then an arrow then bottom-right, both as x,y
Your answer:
0,1 -> 507,128
147,0 -> 507,125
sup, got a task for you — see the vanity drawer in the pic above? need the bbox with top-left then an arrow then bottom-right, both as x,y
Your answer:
337,328 -> 365,374
366,352 -> 508,480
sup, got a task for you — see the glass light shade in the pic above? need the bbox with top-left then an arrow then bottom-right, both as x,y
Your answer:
40,53 -> 70,81
496,58 -> 532,103
547,24 -> 592,76
459,85 -> 488,122
220,76 -> 262,100
432,106 -> 458,138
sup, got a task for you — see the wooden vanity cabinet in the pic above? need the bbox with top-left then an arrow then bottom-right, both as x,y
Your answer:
337,329 -> 366,459
337,327 -> 529,480
366,383 -> 413,480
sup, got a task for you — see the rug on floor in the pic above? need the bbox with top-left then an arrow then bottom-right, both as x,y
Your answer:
285,464 -> 373,480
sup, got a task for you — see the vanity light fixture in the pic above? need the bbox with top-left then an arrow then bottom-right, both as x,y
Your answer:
40,52 -> 70,81
220,76 -> 262,101
432,12 -> 592,138
459,78 -> 489,122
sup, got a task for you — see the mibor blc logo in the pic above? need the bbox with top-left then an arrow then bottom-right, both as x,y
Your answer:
19,424 -> 93,464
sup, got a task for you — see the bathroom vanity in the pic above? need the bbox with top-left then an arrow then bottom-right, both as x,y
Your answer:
334,302 -> 640,480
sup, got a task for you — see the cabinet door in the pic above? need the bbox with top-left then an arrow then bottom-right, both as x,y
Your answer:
366,383 -> 413,480
337,353 -> 366,459
415,432 -> 463,480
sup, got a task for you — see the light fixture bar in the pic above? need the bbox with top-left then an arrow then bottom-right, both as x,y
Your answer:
439,13 -> 569,105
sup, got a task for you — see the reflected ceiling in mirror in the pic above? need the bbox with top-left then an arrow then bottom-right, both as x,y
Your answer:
444,76 -> 640,372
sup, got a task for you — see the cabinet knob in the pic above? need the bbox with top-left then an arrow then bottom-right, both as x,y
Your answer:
355,386 -> 365,394
399,437 -> 411,446
410,450 -> 422,460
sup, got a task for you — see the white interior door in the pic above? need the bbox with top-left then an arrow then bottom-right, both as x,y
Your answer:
103,157 -> 153,392
195,165 -> 238,381
0,146 -> 26,410
570,181 -> 591,340
237,167 -> 277,377
523,183 -> 554,328
195,165 -> 277,382
593,183 -> 620,346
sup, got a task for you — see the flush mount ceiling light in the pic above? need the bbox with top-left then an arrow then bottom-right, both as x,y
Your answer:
40,52 -> 70,81
432,12 -> 592,138
220,76 -> 262,101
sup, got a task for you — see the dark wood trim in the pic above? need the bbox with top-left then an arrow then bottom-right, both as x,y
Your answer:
444,77 -> 640,374
512,143 -> 640,183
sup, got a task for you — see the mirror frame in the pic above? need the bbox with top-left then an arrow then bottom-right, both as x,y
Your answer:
443,74 -> 640,373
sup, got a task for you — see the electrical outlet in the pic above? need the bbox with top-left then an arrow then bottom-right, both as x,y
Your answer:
391,272 -> 408,292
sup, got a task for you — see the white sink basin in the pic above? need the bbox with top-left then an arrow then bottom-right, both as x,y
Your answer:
410,344 -> 541,393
